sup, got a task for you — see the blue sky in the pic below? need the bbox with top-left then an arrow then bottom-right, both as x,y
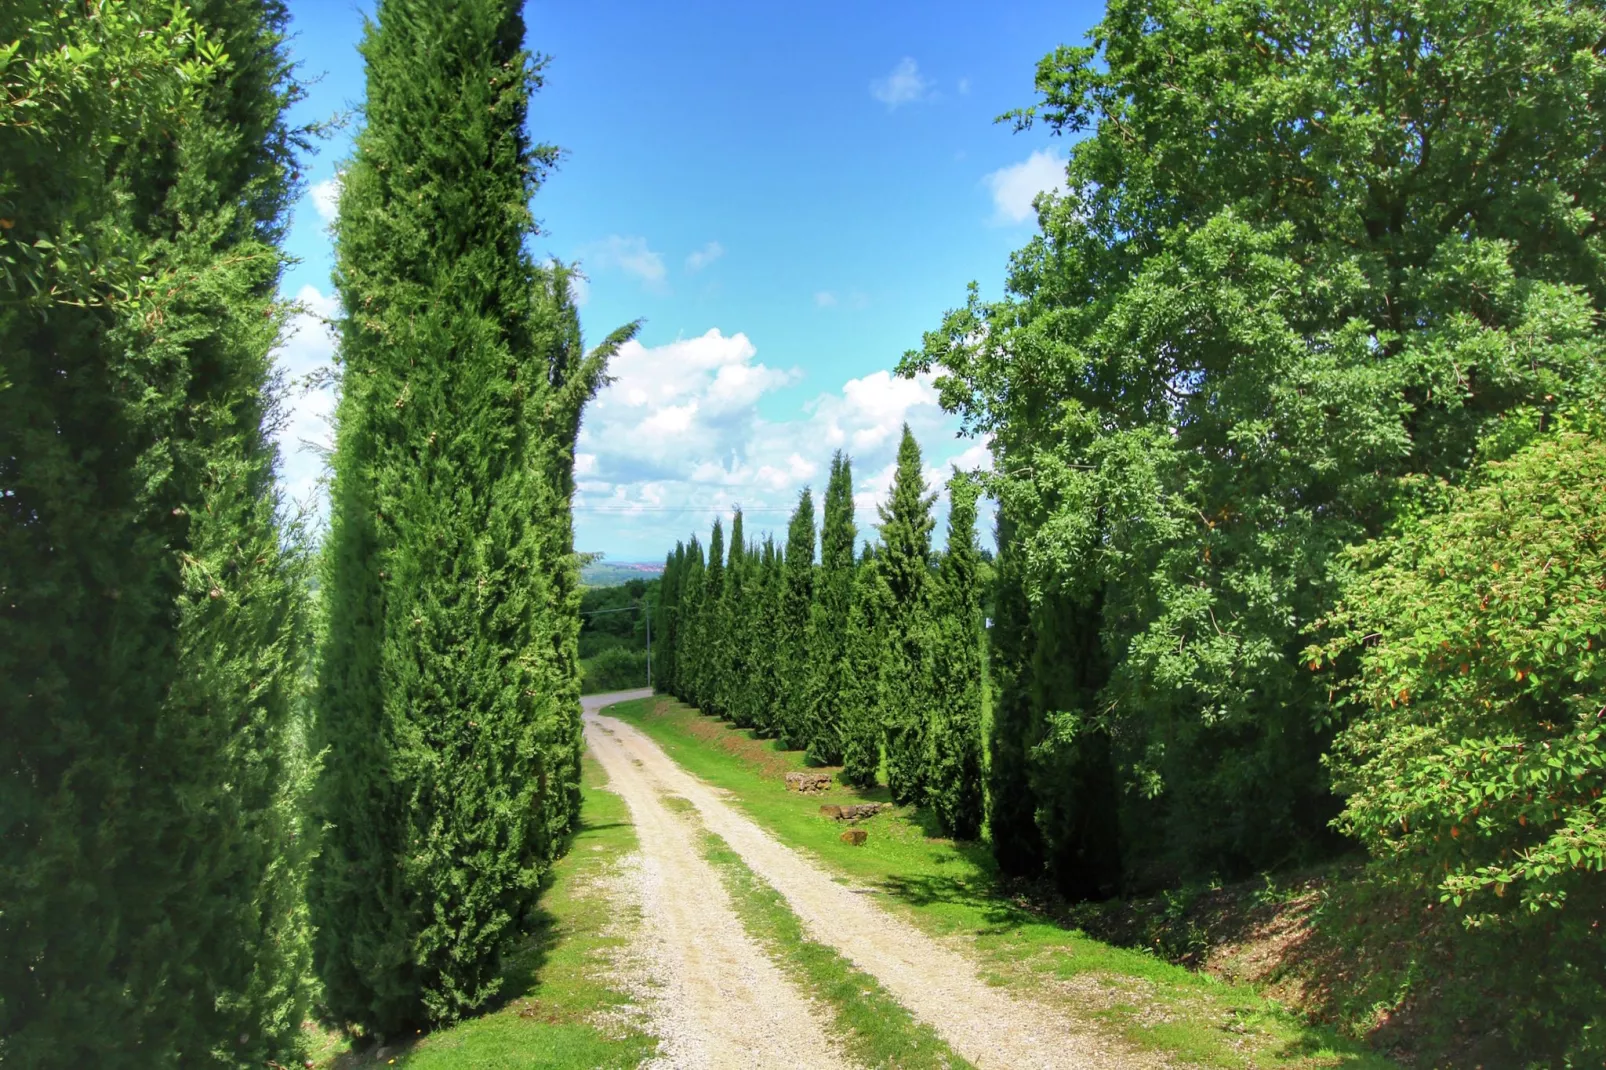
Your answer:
272,0 -> 1101,560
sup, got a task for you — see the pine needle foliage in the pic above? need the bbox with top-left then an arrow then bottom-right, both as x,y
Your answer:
878,426 -> 937,804
805,453 -> 857,764
1,1 -> 317,1065
675,538 -> 706,707
311,0 -> 629,1033
738,535 -> 783,732
927,472 -> 985,839
775,490 -> 817,749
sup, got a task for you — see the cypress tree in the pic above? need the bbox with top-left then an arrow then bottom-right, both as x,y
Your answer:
840,545 -> 890,787
1,3 -> 317,1065
985,509 -> 1047,876
927,472 -> 985,839
655,543 -> 682,691
879,425 -> 937,804
311,0 -> 627,1032
737,536 -> 781,731
696,517 -> 726,715
775,489 -> 817,749
676,538 -> 706,706
804,453 -> 857,764
714,511 -> 749,720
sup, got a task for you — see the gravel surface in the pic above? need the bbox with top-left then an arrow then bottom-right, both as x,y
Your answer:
583,692 -> 1148,1070
581,692 -> 851,1070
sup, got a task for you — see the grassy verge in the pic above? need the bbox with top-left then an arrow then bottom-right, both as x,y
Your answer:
306,755 -> 657,1070
604,695 -> 1396,1070
655,791 -> 972,1069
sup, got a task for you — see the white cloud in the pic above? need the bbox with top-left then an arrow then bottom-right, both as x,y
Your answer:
870,57 -> 932,109
270,285 -> 340,514
957,77 -> 972,95
574,328 -> 990,557
685,241 -> 724,272
984,149 -> 1068,224
309,175 -> 341,223
814,291 -> 838,307
583,235 -> 667,290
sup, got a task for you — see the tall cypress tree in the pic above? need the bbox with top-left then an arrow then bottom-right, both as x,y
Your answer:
695,517 -> 726,715
676,538 -> 706,705
840,545 -> 890,787
311,0 -> 627,1032
1,3 -> 317,1065
879,425 -> 937,804
655,543 -> 683,692
985,508 -> 1046,876
736,535 -> 780,731
927,472 -> 985,839
714,511 -> 749,720
805,453 -> 857,764
775,489 -> 817,749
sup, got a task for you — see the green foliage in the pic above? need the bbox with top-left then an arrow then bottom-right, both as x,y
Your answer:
774,489 -> 817,749
0,2 -> 319,1066
907,0 -> 1606,886
878,426 -> 937,804
310,0 -> 630,1034
740,536 -> 784,733
696,518 -> 727,716
927,472 -> 985,839
839,547 -> 890,788
581,647 -> 650,694
674,538 -> 706,707
713,511 -> 751,720
804,453 -> 857,764
1310,432 -> 1606,1061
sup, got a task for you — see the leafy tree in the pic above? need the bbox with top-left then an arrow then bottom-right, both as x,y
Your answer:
775,490 -> 817,748
1310,430 -> 1606,1062
906,0 -> 1606,885
878,425 -> 936,804
805,453 -> 857,764
985,512 -> 1047,874
1,2 -> 319,1065
311,0 -> 628,1033
927,472 -> 985,838
840,545 -> 889,788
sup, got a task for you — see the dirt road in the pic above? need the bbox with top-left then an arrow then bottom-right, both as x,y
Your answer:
580,691 -> 848,1070
582,691 -> 1138,1070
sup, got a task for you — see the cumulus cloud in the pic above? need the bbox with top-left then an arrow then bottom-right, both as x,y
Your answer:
984,149 -> 1068,224
583,235 -> 667,290
870,57 -> 932,109
309,175 -> 341,223
270,285 -> 340,513
573,328 -> 991,558
685,241 -> 724,272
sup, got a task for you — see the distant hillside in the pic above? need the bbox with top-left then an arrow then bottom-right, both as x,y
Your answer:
580,559 -> 665,587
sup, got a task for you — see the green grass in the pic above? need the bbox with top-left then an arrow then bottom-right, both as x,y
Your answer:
307,755 -> 657,1070
669,799 -> 971,1069
603,695 -> 1398,1069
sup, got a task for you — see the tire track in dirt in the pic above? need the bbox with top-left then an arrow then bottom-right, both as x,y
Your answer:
585,696 -> 1148,1070
580,692 -> 851,1070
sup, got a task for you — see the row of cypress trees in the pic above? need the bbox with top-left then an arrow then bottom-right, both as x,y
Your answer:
653,426 -> 986,838
2,0 -> 618,1063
